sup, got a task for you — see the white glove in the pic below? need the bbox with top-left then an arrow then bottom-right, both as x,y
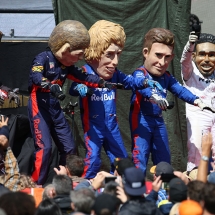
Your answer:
149,94 -> 169,110
194,99 -> 208,110
189,31 -> 198,43
194,99 -> 215,113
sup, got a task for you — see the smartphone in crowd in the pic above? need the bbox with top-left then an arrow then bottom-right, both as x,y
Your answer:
160,173 -> 177,195
160,173 -> 177,183
104,176 -> 117,184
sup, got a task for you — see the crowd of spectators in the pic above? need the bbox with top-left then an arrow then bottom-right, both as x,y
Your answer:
0,115 -> 215,215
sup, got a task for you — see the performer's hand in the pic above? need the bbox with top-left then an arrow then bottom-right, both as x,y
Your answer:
74,84 -> 89,97
149,94 -> 169,110
50,84 -> 66,101
144,79 -> 164,92
189,31 -> 198,43
193,99 -> 215,112
103,82 -> 118,90
8,88 -> 20,107
98,79 -> 124,90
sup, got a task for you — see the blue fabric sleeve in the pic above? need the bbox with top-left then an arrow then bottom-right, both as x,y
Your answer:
116,69 -> 146,90
132,70 -> 153,98
69,82 -> 80,97
167,75 -> 198,104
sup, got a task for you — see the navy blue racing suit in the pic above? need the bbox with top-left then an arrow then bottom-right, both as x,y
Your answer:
28,50 -> 102,185
70,64 -> 147,179
129,66 -> 198,175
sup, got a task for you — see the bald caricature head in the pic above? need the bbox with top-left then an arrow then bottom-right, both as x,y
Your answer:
48,20 -> 90,66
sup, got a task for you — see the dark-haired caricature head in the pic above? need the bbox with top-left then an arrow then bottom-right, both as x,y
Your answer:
193,33 -> 215,77
142,28 -> 174,77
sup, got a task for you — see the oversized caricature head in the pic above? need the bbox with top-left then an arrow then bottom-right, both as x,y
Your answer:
48,20 -> 90,66
84,20 -> 126,80
142,28 -> 174,77
193,33 -> 215,77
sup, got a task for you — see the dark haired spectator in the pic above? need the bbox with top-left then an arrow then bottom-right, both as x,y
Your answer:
92,193 -> 121,215
35,198 -> 62,215
114,157 -> 135,176
200,182 -> 215,215
187,180 -> 205,202
54,155 -> 86,188
0,191 -> 36,215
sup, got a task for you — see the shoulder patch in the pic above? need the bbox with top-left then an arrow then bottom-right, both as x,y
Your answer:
32,66 -> 43,72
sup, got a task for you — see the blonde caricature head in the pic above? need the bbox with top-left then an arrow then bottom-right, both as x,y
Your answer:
48,20 -> 90,54
84,20 -> 126,63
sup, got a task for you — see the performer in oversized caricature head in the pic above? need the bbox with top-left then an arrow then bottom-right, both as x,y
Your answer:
48,20 -> 90,67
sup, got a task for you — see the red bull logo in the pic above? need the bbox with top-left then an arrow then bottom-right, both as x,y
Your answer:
33,119 -> 44,148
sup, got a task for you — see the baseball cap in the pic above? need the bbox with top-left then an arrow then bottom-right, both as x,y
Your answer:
169,178 -> 187,203
92,193 -> 120,215
123,167 -> 146,196
114,157 -> 135,176
183,167 -> 198,181
179,200 -> 203,215
150,161 -> 174,176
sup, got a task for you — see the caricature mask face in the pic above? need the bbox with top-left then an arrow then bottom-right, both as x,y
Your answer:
48,20 -> 90,66
90,43 -> 122,80
193,42 -> 215,77
54,43 -> 85,66
143,42 -> 174,77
